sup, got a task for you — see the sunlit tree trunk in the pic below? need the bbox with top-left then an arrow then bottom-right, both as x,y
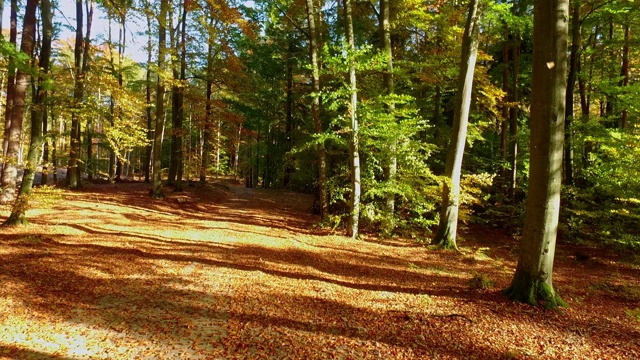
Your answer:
4,0 -> 52,225
305,0 -> 328,219
173,0 -> 187,192
380,0 -> 396,222
344,0 -> 360,239
67,0 -> 85,189
1,0 -> 37,203
1,0 -> 17,175
151,0 -> 168,199
431,0 -> 481,250
505,0 -> 569,309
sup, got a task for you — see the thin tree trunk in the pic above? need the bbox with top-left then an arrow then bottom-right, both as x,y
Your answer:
381,0 -> 396,221
2,0 -> 17,161
431,0 -> 481,250
345,0 -> 360,239
151,0 -> 168,199
284,41 -> 294,187
0,0 -> 37,203
305,0 -> 328,219
500,35 -> 510,183
619,19 -> 630,130
173,0 -> 187,192
67,0 -> 84,188
504,0 -> 569,309
144,11 -> 153,183
564,0 -> 580,185
508,28 -> 521,201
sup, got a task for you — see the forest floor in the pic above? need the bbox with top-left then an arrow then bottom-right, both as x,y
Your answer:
1,179 -> 639,359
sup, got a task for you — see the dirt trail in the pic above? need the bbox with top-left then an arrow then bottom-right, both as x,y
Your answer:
0,181 -> 639,359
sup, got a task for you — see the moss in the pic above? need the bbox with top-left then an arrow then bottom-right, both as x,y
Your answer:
2,213 -> 28,226
504,271 -> 568,309
431,224 -> 458,250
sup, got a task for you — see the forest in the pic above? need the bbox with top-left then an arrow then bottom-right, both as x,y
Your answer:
1,0 -> 639,358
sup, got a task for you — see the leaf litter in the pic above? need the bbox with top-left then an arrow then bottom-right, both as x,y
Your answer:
0,180 -> 639,359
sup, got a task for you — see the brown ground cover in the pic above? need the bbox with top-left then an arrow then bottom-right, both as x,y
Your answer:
1,180 -> 639,359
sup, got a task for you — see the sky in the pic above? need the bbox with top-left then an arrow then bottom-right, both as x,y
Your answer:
2,0 -> 147,62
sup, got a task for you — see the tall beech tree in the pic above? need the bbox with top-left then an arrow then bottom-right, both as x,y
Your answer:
0,0 -> 37,203
4,0 -> 53,225
504,0 -> 569,308
431,0 -> 481,250
1,0 -> 17,160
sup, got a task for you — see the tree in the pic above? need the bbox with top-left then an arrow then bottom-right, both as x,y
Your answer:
504,0 -> 569,309
3,0 -> 53,225
0,0 -> 37,203
431,0 -> 482,250
380,0 -> 396,221
305,0 -> 328,220
151,0 -> 169,199
345,0 -> 360,239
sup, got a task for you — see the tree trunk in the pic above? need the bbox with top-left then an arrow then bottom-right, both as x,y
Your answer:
345,0 -> 360,239
67,0 -> 84,189
1,0 -> 17,171
284,41 -> 294,187
618,19 -> 630,130
508,30 -> 521,201
173,0 -> 187,192
151,0 -> 168,199
305,0 -> 328,220
500,35 -> 509,184
0,0 -> 37,203
564,0 -> 580,186
380,0 -> 396,221
431,0 -> 481,250
144,11 -> 153,183
504,0 -> 569,309
4,0 -> 52,225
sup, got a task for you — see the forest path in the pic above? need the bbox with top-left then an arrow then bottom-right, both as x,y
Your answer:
0,180 -> 639,359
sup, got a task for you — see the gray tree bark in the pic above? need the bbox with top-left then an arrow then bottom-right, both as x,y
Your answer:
431,0 -> 481,249
0,0 -> 37,203
504,0 -> 569,309
345,0 -> 360,239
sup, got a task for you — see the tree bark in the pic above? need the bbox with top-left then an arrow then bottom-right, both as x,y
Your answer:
564,0 -> 580,186
508,28 -> 521,201
0,0 -> 37,203
500,34 -> 509,184
151,0 -> 168,199
144,11 -> 153,183
1,0 -> 17,169
4,0 -> 52,225
67,0 -> 84,189
380,0 -> 396,223
504,0 -> 569,309
305,0 -> 328,220
431,0 -> 481,250
345,0 -> 360,239
618,19 -> 630,130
